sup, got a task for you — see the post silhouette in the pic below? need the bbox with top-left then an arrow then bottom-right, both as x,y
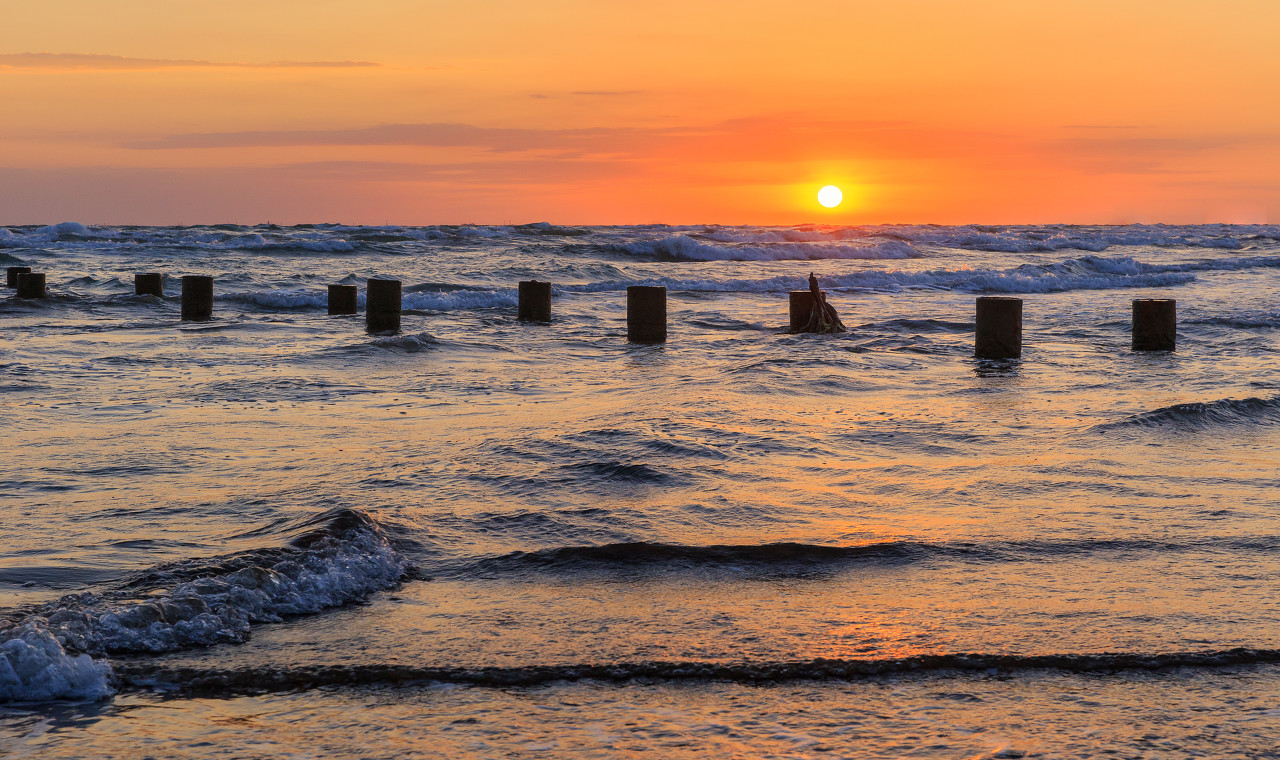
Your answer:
6,266 -> 31,288
789,290 -> 819,332
328,284 -> 358,315
1132,299 -> 1175,351
518,280 -> 552,322
181,275 -> 213,321
135,273 -> 164,297
975,296 -> 1022,359
15,272 -> 46,299
366,278 -> 401,333
627,285 -> 666,343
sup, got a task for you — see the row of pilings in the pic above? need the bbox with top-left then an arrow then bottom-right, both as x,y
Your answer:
5,268 -> 1178,355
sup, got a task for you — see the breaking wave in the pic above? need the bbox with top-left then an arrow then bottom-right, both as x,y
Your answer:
0,508 -> 409,702
611,235 -> 921,262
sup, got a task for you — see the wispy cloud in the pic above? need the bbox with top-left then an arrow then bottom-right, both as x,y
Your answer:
0,53 -> 379,70
124,122 -> 685,152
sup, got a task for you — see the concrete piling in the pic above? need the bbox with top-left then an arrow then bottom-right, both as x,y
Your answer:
6,266 -> 31,288
789,290 -> 828,332
366,278 -> 401,333
1132,298 -> 1176,351
135,272 -> 164,297
328,284 -> 358,315
627,285 -> 667,343
518,280 -> 552,322
181,275 -> 214,321
975,296 -> 1022,359
15,272 -> 46,299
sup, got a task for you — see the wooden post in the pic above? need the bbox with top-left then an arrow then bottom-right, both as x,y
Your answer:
15,272 -> 46,299
181,275 -> 213,321
975,296 -> 1022,359
366,278 -> 401,333
789,290 -> 828,332
627,285 -> 667,343
6,266 -> 31,288
135,272 -> 164,297
328,284 -> 358,315
518,280 -> 552,322
1132,299 -> 1175,351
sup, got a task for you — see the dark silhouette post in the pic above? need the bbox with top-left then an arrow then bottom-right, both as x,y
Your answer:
518,280 -> 552,322
15,272 -> 46,299
181,275 -> 214,321
789,290 -> 818,332
328,284 -> 358,315
627,285 -> 666,343
975,296 -> 1022,359
6,266 -> 31,288
796,272 -> 845,333
1132,299 -> 1175,351
135,273 -> 164,297
366,278 -> 401,333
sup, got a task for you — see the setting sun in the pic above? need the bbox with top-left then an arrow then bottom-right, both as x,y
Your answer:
818,185 -> 843,208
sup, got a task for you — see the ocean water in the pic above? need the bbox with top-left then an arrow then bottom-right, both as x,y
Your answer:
1,221 -> 1279,758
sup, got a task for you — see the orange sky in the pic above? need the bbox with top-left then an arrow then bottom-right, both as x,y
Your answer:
2,0 -> 1278,225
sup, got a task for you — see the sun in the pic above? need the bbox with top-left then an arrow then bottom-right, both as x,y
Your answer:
817,185 -> 843,208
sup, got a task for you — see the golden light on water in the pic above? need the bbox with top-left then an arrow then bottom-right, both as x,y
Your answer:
818,185 -> 843,208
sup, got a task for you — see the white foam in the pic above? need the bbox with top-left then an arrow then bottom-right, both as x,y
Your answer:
403,290 -> 517,311
617,235 -> 919,262
0,625 -> 113,702
564,255 -> 1203,295
0,517 -> 408,702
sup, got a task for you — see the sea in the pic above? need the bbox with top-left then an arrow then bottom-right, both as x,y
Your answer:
2,221 -> 1279,758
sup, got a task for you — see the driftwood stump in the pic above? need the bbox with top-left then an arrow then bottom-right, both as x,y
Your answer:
800,272 -> 845,333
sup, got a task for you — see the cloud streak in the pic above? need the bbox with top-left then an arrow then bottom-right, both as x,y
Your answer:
0,53 -> 379,70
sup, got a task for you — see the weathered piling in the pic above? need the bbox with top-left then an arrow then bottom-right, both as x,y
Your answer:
1132,298 -> 1176,351
6,266 -> 31,288
15,272 -> 46,299
627,285 -> 667,343
975,296 -> 1022,359
366,278 -> 401,333
789,290 -> 818,332
328,284 -> 358,315
181,275 -> 214,321
518,280 -> 552,322
135,272 -> 164,297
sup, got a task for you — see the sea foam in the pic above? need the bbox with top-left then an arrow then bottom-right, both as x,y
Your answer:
0,508 -> 408,702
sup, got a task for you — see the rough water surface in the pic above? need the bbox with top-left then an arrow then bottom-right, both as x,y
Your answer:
2,222 -> 1279,757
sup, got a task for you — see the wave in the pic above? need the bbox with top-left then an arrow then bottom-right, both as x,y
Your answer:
892,224 -> 1280,253
114,648 -> 1280,696
612,235 -> 920,262
219,288 -> 518,312
453,535 -> 1280,577
558,255 -> 1200,295
1097,395 -> 1280,431
0,508 -> 409,703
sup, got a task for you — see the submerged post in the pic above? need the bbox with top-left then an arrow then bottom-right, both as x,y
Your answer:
135,272 -> 164,297
328,284 -> 358,315
627,285 -> 667,343
6,266 -> 31,288
1132,298 -> 1176,352
15,272 -> 46,299
975,296 -> 1022,359
789,290 -> 819,332
518,280 -> 552,322
181,275 -> 213,321
366,278 -> 401,333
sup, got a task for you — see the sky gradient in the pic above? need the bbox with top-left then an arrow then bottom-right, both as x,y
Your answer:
3,0 -> 1278,225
